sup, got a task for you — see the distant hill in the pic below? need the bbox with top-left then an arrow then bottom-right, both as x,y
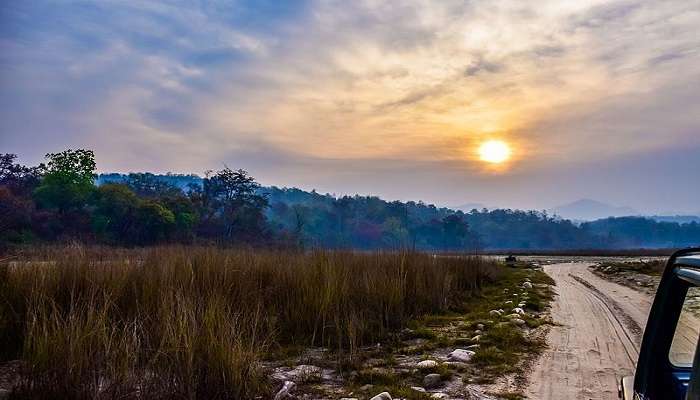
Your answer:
550,199 -> 638,221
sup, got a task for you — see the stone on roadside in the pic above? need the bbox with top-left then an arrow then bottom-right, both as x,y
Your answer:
417,360 -> 439,369
411,386 -> 427,392
423,373 -> 442,388
370,392 -> 392,400
489,309 -> 502,316
448,348 -> 476,362
273,381 -> 296,400
512,307 -> 525,314
444,361 -> 468,368
476,323 -> 485,330
431,393 -> 449,399
474,329 -> 482,335
523,281 -> 533,289
511,318 -> 526,326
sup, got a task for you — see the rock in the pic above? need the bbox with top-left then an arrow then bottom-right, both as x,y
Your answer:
523,282 -> 533,289
370,392 -> 392,400
518,303 -> 526,307
423,373 -> 442,388
474,329 -> 482,335
417,360 -> 439,369
360,384 -> 374,391
448,348 -> 475,362
512,307 -> 525,315
465,344 -> 480,349
504,300 -> 513,305
411,386 -> 427,392
470,335 -> 481,342
274,381 -> 295,400
476,323 -> 485,330
511,318 -> 526,326
524,277 -> 531,282
444,361 -> 468,368
431,393 -> 449,399
488,309 -> 502,316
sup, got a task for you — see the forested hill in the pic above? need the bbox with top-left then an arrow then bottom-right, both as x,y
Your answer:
97,172 -> 700,250
2,151 -> 699,250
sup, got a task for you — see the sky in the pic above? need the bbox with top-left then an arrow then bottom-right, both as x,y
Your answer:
1,0 -> 699,214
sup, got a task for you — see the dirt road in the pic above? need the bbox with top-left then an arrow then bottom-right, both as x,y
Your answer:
524,262 -> 654,399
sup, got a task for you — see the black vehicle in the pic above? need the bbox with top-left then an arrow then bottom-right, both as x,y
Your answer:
621,248 -> 700,399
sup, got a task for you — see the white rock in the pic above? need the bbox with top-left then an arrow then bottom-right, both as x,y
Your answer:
431,393 -> 449,399
512,307 -> 525,315
370,392 -> 392,400
474,329 -> 482,335
523,282 -> 533,289
448,349 -> 476,362
471,335 -> 481,342
489,309 -> 502,316
476,323 -> 485,330
411,386 -> 427,392
417,360 -> 439,369
504,300 -> 513,305
525,277 -> 531,282
274,381 -> 296,400
511,318 -> 526,326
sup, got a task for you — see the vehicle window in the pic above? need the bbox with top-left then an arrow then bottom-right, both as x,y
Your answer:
669,286 -> 700,367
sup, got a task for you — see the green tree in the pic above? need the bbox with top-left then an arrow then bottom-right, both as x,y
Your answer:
34,149 -> 96,213
91,184 -> 140,243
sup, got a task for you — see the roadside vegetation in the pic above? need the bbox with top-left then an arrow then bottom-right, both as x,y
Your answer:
590,259 -> 666,294
0,246 -> 509,399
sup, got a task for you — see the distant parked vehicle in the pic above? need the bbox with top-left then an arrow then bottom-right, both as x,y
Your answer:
620,248 -> 700,400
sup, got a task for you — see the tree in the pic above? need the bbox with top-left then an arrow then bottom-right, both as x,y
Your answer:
33,149 -> 96,213
197,168 -> 269,243
27,149 -> 96,239
0,153 -> 44,195
91,184 -> 140,243
134,200 -> 175,244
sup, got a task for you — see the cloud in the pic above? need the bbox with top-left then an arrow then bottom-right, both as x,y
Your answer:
1,0 -> 699,212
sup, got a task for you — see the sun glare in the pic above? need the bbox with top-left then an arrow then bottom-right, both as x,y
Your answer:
478,140 -> 511,164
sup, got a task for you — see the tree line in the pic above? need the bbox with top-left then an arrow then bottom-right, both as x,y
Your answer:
2,149 -> 700,250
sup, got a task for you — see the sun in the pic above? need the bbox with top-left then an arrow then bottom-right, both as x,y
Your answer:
478,140 -> 511,164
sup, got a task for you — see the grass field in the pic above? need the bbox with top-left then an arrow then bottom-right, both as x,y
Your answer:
0,246 -> 505,399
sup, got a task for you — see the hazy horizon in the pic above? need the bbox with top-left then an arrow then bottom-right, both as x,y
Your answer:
2,1 -> 699,215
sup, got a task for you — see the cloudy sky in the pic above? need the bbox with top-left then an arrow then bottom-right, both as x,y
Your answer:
1,1 -> 699,213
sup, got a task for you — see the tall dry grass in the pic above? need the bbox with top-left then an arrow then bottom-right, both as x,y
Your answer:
0,246 -> 497,399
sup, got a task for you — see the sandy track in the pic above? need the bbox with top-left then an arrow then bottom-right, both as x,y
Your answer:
524,262 -> 654,400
